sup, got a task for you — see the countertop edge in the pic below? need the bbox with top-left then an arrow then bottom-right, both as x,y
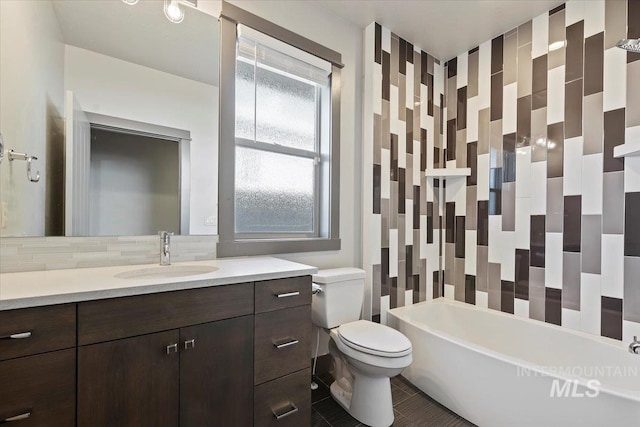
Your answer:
0,267 -> 318,311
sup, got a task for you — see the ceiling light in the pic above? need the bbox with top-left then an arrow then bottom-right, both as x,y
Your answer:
548,41 -> 565,52
164,0 -> 185,24
122,0 -> 139,4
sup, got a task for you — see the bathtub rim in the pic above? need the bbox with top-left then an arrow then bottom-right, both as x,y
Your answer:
388,298 -> 640,403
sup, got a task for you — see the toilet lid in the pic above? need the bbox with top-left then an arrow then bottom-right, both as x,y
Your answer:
337,320 -> 412,357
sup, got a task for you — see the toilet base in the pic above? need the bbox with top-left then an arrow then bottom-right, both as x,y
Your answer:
329,370 -> 394,427
329,339 -> 395,427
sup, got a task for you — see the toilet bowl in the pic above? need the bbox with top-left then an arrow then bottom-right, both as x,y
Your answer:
311,268 -> 413,427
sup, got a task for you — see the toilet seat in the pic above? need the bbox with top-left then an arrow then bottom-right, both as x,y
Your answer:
329,321 -> 413,370
337,320 -> 412,357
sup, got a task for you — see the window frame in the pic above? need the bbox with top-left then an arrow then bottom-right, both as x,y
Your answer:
217,2 -> 342,257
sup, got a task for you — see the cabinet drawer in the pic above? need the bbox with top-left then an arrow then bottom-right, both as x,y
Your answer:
254,368 -> 311,427
78,283 -> 253,345
255,305 -> 311,385
0,304 -> 76,361
0,349 -> 76,426
255,276 -> 311,314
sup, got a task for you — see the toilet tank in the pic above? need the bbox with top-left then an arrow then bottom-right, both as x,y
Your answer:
311,268 -> 366,329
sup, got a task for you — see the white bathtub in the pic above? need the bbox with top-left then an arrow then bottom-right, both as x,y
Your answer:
388,298 -> 640,427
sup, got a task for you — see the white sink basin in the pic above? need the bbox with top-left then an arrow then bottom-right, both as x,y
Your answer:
114,265 -> 218,280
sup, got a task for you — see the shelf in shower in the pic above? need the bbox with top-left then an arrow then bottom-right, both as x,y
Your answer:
613,142 -> 640,158
424,168 -> 471,177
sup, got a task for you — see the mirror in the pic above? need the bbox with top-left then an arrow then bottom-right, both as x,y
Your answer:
0,0 -> 219,237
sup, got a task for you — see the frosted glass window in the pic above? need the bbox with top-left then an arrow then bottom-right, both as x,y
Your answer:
235,147 -> 315,233
235,60 -> 255,141
255,66 -> 317,151
234,30 -> 331,236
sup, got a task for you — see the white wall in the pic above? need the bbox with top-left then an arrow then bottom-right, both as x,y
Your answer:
64,45 -> 219,235
220,0 -> 364,271
0,0 -> 65,236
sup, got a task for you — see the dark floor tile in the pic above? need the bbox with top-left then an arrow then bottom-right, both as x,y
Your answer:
391,383 -> 412,407
313,408 -> 332,427
312,378 -> 332,404
391,375 -> 421,397
316,371 -> 335,389
313,396 -> 361,427
394,393 -> 475,427
391,411 -> 417,426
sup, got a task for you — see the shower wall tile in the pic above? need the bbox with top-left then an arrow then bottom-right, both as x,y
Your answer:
605,0 -> 626,49
364,25 -> 444,318
546,232 -> 564,289
624,192 -> 640,256
547,67 -> 566,124
530,267 -> 546,321
623,256 -> 640,323
580,273 -> 601,335
601,296 -> 623,339
364,1 -> 638,338
581,155 -> 603,215
583,93 -> 604,155
603,47 -> 627,112
603,171 -> 625,234
627,61 -> 640,127
562,251 -> 581,310
581,215 -> 602,274
584,32 -> 604,96
546,287 -> 562,325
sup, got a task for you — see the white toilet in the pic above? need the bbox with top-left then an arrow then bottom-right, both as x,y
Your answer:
311,268 -> 412,427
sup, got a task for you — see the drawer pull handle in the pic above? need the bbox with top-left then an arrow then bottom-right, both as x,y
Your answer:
273,338 -> 299,349
184,339 -> 196,350
272,402 -> 298,420
0,332 -> 32,340
275,291 -> 300,298
3,411 -> 31,422
166,343 -> 178,355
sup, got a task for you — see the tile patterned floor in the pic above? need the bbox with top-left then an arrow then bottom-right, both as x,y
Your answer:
311,372 -> 475,427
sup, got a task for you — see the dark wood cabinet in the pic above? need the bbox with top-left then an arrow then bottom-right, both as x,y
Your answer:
77,284 -> 257,427
254,368 -> 311,427
1,275 -> 312,427
253,276 -> 312,426
0,304 -> 76,361
180,316 -> 253,427
0,349 -> 76,426
77,330 -> 180,427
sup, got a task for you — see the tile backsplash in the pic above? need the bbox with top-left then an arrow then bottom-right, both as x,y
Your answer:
0,235 -> 217,273
364,0 -> 640,341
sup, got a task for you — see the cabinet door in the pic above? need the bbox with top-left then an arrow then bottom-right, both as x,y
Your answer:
77,330 -> 179,427
180,316 -> 253,427
0,349 -> 76,426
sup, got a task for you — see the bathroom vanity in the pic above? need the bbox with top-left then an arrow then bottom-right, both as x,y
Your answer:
0,257 -> 315,426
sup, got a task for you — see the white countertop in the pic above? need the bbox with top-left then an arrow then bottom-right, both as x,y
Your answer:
0,256 -> 317,310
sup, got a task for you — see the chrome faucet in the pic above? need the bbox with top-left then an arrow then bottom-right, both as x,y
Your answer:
159,231 -> 174,266
629,336 -> 640,355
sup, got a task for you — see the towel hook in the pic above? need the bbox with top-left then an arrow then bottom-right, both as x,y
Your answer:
8,150 -> 40,183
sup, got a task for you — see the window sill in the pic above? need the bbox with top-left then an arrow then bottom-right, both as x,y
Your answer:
217,238 -> 340,257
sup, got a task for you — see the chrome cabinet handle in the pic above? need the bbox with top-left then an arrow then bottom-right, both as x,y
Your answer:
3,411 -> 31,422
272,402 -> 298,420
184,339 -> 195,350
166,343 -> 178,355
275,291 -> 300,298
273,338 -> 299,349
0,332 -> 32,340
